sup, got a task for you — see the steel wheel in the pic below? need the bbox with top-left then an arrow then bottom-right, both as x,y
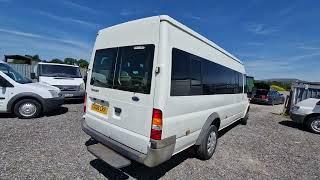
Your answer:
207,131 -> 217,154
18,102 -> 37,117
310,118 -> 320,133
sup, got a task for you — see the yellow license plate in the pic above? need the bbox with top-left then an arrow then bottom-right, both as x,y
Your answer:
91,103 -> 108,114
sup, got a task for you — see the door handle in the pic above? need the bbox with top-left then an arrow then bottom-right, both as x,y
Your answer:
132,96 -> 139,102
114,107 -> 122,114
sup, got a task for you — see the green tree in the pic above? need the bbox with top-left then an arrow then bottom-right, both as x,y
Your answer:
49,59 -> 63,64
77,59 -> 89,68
64,58 -> 78,65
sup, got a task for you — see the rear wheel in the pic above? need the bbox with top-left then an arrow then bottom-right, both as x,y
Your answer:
306,116 -> 320,134
240,109 -> 249,125
196,125 -> 218,160
13,99 -> 42,119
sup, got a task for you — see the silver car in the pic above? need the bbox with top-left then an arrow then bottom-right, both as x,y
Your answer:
290,98 -> 320,134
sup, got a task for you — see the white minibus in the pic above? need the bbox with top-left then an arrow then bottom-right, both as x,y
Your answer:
82,15 -> 250,167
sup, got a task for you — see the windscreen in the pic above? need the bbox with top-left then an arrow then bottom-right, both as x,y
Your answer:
39,64 -> 82,78
0,63 -> 32,84
90,44 -> 155,94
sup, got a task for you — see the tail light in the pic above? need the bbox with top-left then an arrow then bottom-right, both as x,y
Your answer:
83,93 -> 87,113
261,95 -> 267,99
150,108 -> 162,140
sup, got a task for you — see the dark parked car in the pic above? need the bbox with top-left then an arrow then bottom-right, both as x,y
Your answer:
251,89 -> 285,105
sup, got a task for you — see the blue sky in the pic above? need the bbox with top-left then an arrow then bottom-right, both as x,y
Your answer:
0,0 -> 319,81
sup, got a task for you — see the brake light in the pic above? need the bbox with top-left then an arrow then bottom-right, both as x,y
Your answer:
83,93 -> 87,113
150,108 -> 162,140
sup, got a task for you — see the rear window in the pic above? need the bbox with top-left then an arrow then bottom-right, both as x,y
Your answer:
256,89 -> 269,95
90,44 -> 155,94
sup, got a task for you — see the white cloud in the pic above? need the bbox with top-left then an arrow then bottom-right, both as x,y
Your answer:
245,23 -> 278,35
0,33 -> 92,60
244,52 -> 320,81
0,28 -> 89,49
297,45 -> 320,50
120,9 -> 140,16
63,1 -> 100,14
37,11 -> 100,29
246,42 -> 264,46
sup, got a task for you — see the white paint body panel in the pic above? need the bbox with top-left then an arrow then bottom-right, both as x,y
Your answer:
39,76 -> 84,86
293,98 -> 320,115
85,16 -> 249,155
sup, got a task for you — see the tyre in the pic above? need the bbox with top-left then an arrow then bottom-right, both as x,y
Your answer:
306,116 -> 320,134
13,99 -> 42,119
196,125 -> 218,160
240,109 -> 249,125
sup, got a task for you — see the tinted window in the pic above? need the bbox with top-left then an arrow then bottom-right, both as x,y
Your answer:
171,48 -> 244,96
91,47 -> 118,88
171,49 -> 190,96
113,45 -> 155,94
91,44 -> 155,94
238,74 -> 243,93
190,58 -> 202,95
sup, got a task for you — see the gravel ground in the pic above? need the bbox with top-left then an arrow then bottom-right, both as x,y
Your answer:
0,102 -> 319,180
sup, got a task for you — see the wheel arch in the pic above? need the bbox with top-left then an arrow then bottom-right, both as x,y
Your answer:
7,93 -> 45,113
195,112 -> 220,145
304,113 -> 320,124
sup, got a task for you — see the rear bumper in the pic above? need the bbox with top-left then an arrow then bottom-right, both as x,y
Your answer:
290,112 -> 306,124
81,119 -> 176,167
251,98 -> 271,104
43,97 -> 64,113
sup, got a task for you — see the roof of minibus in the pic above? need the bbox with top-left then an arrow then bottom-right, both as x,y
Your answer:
98,15 -> 243,65
159,15 -> 242,64
38,62 -> 79,67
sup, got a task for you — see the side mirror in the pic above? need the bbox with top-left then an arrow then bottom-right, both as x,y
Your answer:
30,72 -> 36,79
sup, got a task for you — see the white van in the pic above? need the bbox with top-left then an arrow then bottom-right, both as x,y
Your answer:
0,61 -> 63,118
82,15 -> 250,168
32,62 -> 85,99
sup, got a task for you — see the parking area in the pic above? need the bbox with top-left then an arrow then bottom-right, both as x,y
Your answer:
0,103 -> 319,180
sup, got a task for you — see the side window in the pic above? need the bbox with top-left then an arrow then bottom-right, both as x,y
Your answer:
238,73 -> 243,93
190,58 -> 202,95
91,47 -> 118,88
171,48 -> 190,96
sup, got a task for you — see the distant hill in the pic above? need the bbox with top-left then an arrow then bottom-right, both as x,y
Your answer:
259,78 -> 302,83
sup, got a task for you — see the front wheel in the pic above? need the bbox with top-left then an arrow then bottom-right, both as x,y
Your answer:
306,116 -> 320,134
13,99 -> 42,119
195,125 -> 218,160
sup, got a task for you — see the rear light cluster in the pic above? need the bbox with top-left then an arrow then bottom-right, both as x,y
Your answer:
150,108 -> 162,140
261,95 -> 268,100
83,93 -> 87,113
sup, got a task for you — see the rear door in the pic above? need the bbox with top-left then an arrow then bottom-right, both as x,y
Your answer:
86,44 -> 156,153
